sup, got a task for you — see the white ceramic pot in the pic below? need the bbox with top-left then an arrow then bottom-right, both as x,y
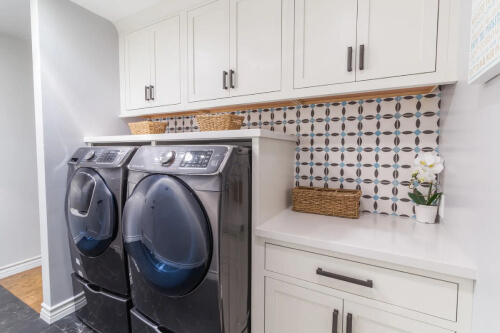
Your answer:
415,205 -> 438,224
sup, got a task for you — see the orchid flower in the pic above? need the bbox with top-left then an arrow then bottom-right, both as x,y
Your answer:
408,152 -> 444,206
415,152 -> 444,174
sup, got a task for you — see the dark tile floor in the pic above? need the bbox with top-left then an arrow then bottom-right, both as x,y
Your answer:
0,285 -> 93,333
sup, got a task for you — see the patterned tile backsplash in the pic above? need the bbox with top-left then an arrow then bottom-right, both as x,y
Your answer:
153,90 -> 441,217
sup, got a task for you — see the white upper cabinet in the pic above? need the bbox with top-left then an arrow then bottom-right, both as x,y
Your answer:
187,1 -> 230,102
229,0 -> 282,96
294,0 -> 357,88
265,278 -> 343,333
356,0 -> 439,81
124,27 -> 152,110
343,301 -> 452,333
152,17 -> 181,107
123,15 -> 181,111
188,0 -> 282,102
118,0 -> 457,117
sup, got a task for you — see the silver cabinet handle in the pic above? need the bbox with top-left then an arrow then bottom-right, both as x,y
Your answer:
223,71 -> 228,90
145,86 -> 150,101
347,47 -> 353,72
229,69 -> 235,89
359,44 -> 365,70
150,85 -> 154,101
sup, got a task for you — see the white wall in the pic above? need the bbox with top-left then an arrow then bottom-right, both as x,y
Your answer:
0,33 -> 40,271
31,0 -> 131,310
440,0 -> 500,331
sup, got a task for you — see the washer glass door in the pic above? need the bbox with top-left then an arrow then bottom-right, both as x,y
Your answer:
65,168 -> 117,257
123,174 -> 212,296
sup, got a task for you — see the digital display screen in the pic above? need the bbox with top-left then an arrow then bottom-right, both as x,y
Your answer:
180,151 -> 213,168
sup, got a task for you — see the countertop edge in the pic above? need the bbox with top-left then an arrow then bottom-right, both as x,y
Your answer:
256,214 -> 477,281
84,129 -> 299,143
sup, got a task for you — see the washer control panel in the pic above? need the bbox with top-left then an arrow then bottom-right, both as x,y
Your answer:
180,151 -> 213,168
68,147 -> 136,167
128,146 -> 231,174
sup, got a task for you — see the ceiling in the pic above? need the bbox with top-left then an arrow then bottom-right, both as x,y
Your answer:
0,0 -> 32,40
69,0 -> 168,22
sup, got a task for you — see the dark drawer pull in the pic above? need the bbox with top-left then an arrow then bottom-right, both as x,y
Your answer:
332,309 -> 339,333
229,69 -> 235,89
359,44 -> 365,70
347,46 -> 353,72
223,71 -> 228,90
346,313 -> 353,333
316,268 -> 373,288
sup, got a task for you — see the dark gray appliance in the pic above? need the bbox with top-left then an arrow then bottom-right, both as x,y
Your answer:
65,146 -> 136,333
123,145 -> 251,333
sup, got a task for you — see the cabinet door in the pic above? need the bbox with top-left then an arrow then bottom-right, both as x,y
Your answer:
187,1 -> 230,102
265,278 -> 343,333
124,27 -> 153,110
294,0 -> 357,88
356,0 -> 439,81
229,0 -> 282,96
151,16 -> 181,107
344,301 -> 453,333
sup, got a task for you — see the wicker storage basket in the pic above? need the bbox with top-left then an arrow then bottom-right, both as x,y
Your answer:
128,121 -> 167,135
292,187 -> 362,219
196,114 -> 245,132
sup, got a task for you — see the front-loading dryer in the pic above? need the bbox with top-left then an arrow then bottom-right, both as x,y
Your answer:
65,146 -> 136,333
123,145 -> 251,333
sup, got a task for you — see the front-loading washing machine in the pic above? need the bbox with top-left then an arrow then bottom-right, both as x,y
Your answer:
123,145 -> 251,333
65,146 -> 136,333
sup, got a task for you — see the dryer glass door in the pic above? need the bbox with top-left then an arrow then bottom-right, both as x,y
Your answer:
65,168 -> 117,257
123,174 -> 212,296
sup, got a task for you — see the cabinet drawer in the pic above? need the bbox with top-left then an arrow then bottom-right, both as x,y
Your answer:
265,244 -> 458,321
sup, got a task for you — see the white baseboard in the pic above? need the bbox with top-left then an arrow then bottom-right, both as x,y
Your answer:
40,292 -> 86,324
0,256 -> 42,279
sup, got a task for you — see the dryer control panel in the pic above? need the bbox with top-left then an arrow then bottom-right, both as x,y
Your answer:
68,147 -> 136,168
128,146 -> 231,174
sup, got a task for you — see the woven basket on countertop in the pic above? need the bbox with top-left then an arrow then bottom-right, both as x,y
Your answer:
196,114 -> 245,132
128,121 -> 167,135
292,187 -> 362,219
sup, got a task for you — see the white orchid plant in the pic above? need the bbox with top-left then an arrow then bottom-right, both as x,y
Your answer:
408,152 -> 444,206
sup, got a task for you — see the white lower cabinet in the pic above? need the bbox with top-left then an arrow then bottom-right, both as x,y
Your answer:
262,242 -> 472,333
265,278 -> 343,333
265,243 -> 458,321
265,278 -> 454,333
343,301 -> 453,333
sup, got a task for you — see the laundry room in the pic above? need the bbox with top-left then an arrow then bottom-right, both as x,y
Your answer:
1,0 -> 500,332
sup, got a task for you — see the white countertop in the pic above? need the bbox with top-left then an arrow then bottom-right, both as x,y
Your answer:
256,208 -> 476,280
84,129 -> 298,144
